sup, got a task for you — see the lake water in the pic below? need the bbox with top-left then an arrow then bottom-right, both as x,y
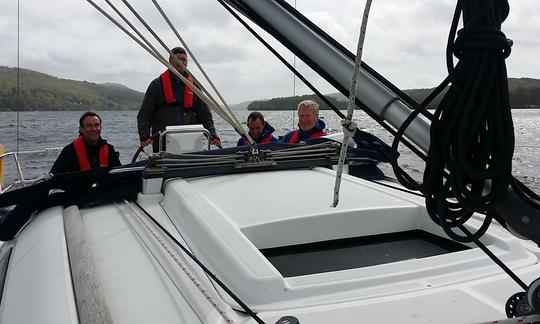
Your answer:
1,109 -> 539,192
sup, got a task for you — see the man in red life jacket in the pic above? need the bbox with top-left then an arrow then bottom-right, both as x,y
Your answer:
236,112 -> 278,146
50,112 -> 121,175
137,47 -> 221,152
281,99 -> 326,144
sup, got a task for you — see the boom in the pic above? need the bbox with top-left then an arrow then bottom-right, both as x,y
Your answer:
222,0 -> 431,152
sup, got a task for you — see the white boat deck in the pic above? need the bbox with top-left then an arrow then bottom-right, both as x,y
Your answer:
1,167 -> 539,323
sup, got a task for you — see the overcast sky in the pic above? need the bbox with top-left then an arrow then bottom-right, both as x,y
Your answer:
1,0 -> 539,104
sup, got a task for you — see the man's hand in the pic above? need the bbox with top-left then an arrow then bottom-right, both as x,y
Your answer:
140,138 -> 153,148
211,137 -> 222,149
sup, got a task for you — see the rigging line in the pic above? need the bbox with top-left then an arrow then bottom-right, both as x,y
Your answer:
459,224 -> 528,291
16,0 -> 20,155
218,0 -> 345,123
332,0 -> 372,208
292,0 -> 297,130
366,180 -> 529,291
117,0 -> 243,135
151,0 -> 252,144
222,0 -> 429,166
133,201 -> 266,324
272,0 -> 433,121
119,201 -> 235,323
116,0 -> 244,134
221,0 -> 344,119
85,0 -> 240,136
101,0 -> 162,62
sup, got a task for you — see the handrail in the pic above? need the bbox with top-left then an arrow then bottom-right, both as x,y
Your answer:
0,146 -> 62,194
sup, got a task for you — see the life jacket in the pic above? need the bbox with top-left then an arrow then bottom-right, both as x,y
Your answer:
287,130 -> 326,144
160,70 -> 194,108
73,136 -> 109,171
239,134 -> 274,146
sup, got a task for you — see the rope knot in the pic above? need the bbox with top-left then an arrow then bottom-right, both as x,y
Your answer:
452,0 -> 512,60
453,27 -> 512,60
341,119 -> 357,136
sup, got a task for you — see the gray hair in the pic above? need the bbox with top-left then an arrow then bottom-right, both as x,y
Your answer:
297,99 -> 319,116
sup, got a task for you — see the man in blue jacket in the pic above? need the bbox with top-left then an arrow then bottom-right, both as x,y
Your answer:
282,99 -> 326,144
237,112 -> 278,146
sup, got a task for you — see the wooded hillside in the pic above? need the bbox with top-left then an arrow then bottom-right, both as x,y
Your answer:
0,66 -> 144,111
248,78 -> 540,110
1,66 -> 538,111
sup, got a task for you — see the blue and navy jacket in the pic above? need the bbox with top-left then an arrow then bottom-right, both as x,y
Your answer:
281,119 -> 326,144
237,122 -> 279,146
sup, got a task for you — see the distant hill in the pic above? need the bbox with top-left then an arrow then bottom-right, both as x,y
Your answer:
1,66 -> 538,111
228,99 -> 256,111
248,78 -> 540,110
0,66 -> 144,111
403,78 -> 540,109
248,94 -> 348,111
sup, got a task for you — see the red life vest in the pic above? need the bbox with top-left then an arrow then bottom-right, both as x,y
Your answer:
160,70 -> 194,109
288,130 -> 326,144
239,134 -> 274,146
73,136 -> 109,171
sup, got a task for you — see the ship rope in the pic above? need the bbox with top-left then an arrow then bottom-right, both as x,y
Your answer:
332,0 -> 372,208
387,0 -> 536,294
85,0 -> 253,146
127,201 -> 266,324
119,201 -> 237,324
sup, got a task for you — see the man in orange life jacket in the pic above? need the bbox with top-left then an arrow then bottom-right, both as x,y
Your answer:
137,47 -> 221,152
281,99 -> 326,144
50,112 -> 121,175
236,112 -> 278,146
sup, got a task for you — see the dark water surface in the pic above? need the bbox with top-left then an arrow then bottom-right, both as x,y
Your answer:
1,109 -> 539,192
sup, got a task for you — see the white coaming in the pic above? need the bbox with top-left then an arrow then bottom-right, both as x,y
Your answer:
81,203 -> 203,324
0,206 -> 78,324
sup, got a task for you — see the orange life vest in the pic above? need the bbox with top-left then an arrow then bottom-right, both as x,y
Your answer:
73,136 -> 109,171
287,130 -> 326,144
239,134 -> 274,146
160,70 -> 194,108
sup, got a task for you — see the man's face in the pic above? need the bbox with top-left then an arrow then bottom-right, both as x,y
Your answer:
80,116 -> 101,145
298,105 -> 318,131
248,118 -> 264,139
170,53 -> 188,74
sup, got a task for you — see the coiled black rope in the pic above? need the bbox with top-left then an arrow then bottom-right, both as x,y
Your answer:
394,0 -> 514,242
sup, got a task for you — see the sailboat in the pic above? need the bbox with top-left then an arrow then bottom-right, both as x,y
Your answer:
1,0 -> 540,323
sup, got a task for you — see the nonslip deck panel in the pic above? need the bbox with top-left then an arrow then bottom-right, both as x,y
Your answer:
261,230 -> 470,277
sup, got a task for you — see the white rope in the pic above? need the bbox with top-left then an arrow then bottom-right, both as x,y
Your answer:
332,0 -> 373,207
118,201 -> 235,323
122,0 -> 248,140
151,0 -> 253,145
86,0 -> 252,144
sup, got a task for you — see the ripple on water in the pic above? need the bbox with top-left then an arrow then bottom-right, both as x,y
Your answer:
0,109 -> 538,193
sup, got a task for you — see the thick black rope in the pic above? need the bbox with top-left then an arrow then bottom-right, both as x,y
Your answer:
424,0 -> 514,242
393,0 -> 514,243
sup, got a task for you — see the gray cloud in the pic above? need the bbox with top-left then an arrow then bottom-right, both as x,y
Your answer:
1,0 -> 539,104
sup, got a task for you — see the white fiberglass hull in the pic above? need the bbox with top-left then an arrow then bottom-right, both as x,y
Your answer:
0,168 -> 538,323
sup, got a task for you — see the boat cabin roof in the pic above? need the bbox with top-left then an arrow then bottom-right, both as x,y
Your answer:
153,167 -> 534,310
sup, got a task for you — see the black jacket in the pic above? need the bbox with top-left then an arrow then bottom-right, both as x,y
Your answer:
137,71 -> 218,152
50,138 -> 121,175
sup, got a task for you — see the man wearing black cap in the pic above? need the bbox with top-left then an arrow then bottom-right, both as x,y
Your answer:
137,47 -> 221,152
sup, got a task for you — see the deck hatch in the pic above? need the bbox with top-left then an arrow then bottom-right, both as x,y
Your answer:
260,230 -> 469,277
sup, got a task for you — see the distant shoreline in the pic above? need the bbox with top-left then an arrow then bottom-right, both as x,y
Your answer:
1,107 -> 539,112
